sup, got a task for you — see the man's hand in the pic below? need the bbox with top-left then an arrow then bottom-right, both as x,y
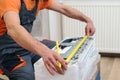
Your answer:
42,49 -> 67,75
85,21 -> 95,36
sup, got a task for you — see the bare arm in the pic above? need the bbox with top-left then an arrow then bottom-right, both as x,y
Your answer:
4,11 -> 47,56
48,1 -> 95,36
3,11 -> 67,75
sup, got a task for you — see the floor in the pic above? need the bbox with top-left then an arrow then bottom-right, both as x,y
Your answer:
100,57 -> 120,80
0,56 -> 120,80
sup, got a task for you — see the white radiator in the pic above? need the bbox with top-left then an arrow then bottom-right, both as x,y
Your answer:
61,1 -> 120,53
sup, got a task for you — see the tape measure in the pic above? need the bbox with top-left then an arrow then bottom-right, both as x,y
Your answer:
66,35 -> 88,63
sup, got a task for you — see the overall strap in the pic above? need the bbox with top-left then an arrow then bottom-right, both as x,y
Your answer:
20,0 -> 39,10
19,0 -> 39,32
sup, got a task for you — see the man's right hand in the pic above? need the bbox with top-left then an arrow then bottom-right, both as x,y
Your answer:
42,49 -> 67,75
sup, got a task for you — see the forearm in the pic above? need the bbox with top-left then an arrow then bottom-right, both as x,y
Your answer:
61,4 -> 91,23
3,11 -> 50,56
11,25 -> 46,55
6,24 -> 49,57
49,1 -> 92,23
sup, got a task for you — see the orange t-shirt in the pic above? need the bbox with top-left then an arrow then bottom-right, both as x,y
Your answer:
0,0 -> 52,36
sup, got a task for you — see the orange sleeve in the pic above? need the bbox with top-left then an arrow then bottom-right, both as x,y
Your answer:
38,0 -> 53,10
0,0 -> 20,19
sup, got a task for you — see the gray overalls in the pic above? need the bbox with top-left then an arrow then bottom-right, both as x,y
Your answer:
0,0 -> 55,80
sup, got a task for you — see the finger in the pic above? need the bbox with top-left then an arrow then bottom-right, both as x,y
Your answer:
56,66 -> 64,74
85,26 -> 89,36
92,28 -> 95,35
48,59 -> 58,73
49,56 -> 58,68
43,58 -> 55,75
85,27 -> 87,35
86,28 -> 90,36
47,55 -> 62,70
90,28 -> 95,36
48,56 -> 65,74
60,60 -> 67,70
54,54 -> 67,70
44,62 -> 55,75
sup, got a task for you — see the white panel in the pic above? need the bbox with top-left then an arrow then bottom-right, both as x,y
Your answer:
31,10 -> 50,40
49,10 -> 62,41
62,1 -> 120,53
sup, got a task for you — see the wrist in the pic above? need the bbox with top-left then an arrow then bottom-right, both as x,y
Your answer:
84,17 -> 92,23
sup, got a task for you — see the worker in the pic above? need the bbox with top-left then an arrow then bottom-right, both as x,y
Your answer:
0,0 -> 95,80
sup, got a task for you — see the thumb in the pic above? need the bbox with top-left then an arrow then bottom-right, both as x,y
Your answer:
85,27 -> 90,36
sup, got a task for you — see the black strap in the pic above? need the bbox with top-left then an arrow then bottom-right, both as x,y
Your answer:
20,0 -> 39,9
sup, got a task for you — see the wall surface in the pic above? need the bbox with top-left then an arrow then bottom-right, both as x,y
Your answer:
31,10 -> 50,40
